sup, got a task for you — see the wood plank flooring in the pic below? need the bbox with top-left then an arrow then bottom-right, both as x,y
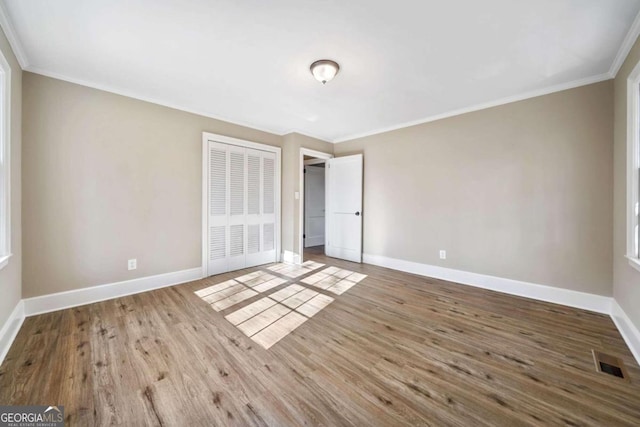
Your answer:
1,246 -> 639,426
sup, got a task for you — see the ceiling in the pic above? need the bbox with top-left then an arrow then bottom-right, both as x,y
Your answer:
2,0 -> 640,143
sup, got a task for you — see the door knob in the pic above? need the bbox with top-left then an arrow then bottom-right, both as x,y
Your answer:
355,211 -> 360,216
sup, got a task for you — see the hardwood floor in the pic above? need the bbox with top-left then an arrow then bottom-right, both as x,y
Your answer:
1,248 -> 639,426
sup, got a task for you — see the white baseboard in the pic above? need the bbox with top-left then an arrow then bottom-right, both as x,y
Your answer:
23,267 -> 203,317
0,300 -> 25,366
610,300 -> 640,365
3,255 -> 639,370
363,254 -> 612,314
362,253 -> 640,366
281,251 -> 301,265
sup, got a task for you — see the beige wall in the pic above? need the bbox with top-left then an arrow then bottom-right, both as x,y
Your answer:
19,67 -> 620,304
22,72 -> 285,298
613,37 -> 640,329
335,81 -> 614,295
0,27 -> 22,329
281,132 -> 333,260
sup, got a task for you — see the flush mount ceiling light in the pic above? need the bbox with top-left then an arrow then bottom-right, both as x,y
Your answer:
310,59 -> 340,84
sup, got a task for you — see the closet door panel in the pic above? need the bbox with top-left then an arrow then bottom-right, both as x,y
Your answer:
246,148 -> 268,267
260,152 -> 277,265
207,144 -> 228,275
227,145 -> 246,271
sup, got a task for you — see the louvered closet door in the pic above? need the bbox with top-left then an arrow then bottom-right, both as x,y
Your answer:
207,143 -> 229,275
245,148 -> 276,268
207,141 -> 277,276
227,144 -> 247,272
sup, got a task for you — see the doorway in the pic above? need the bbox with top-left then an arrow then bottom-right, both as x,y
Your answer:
299,148 -> 332,263
299,149 -> 364,264
304,158 -> 326,252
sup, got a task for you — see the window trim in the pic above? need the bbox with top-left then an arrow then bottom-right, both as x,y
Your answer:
626,60 -> 640,273
0,47 -> 10,271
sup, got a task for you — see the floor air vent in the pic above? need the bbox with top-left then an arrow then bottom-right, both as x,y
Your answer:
592,350 -> 628,380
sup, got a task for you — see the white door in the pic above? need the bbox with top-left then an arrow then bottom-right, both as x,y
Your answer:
227,144 -> 246,272
207,141 -> 277,276
325,154 -> 363,263
304,165 -> 325,247
245,148 -> 277,267
207,143 -> 229,275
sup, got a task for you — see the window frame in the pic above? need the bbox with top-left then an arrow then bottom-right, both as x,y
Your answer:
0,48 -> 10,271
626,60 -> 640,273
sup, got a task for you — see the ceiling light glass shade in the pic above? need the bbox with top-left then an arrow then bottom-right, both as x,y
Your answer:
310,59 -> 340,84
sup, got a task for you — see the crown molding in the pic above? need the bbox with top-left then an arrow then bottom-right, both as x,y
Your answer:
332,72 -> 613,143
0,1 -> 635,143
25,65 -> 289,138
609,7 -> 640,78
0,0 -> 27,68
4,0 -> 632,144
27,64 -> 337,143
280,129 -> 333,144
27,65 -> 614,146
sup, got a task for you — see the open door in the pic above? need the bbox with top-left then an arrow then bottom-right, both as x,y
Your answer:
325,154 -> 363,263
304,165 -> 325,248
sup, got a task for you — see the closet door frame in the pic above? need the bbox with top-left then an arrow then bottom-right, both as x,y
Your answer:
201,132 -> 281,278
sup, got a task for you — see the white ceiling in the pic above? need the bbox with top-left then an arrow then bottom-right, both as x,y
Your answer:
2,0 -> 640,142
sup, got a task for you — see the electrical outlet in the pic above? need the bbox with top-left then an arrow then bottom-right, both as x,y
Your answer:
128,259 -> 137,270
439,250 -> 446,260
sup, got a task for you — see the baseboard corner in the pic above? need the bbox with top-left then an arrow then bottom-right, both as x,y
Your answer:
610,300 -> 640,366
0,300 -> 25,366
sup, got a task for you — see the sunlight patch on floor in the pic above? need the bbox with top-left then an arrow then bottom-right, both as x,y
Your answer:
234,270 -> 287,292
225,285 -> 335,349
267,261 -> 325,278
301,267 -> 367,295
194,279 -> 258,311
194,261 -> 343,342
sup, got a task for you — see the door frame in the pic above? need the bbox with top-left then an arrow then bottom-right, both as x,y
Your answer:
299,147 -> 333,263
303,164 -> 325,248
202,132 -> 282,278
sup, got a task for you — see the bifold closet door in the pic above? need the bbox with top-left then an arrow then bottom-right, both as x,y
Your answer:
245,148 -> 277,268
207,141 -> 277,276
207,143 -> 229,276
227,144 -> 246,272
